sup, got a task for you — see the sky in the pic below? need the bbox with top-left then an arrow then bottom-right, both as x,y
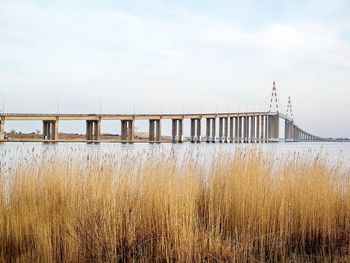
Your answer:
0,0 -> 349,137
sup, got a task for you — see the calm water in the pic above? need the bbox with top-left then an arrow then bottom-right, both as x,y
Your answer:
1,142 -> 350,167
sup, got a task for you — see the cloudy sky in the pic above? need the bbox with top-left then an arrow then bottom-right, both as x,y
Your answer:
0,0 -> 349,137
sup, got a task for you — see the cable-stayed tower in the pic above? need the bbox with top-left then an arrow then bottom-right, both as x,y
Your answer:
286,96 -> 293,120
268,81 -> 279,113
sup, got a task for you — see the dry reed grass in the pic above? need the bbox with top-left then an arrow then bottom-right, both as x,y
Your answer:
0,148 -> 350,262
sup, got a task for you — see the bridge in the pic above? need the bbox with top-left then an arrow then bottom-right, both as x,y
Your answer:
0,111 -> 329,143
0,82 -> 333,143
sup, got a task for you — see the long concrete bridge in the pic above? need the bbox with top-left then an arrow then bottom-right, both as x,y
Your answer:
0,112 -> 329,143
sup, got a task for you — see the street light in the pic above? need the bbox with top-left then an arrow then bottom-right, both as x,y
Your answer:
98,99 -> 102,115
56,97 -> 59,115
1,94 -> 4,114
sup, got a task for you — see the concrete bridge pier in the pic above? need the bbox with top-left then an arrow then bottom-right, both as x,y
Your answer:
121,120 -> 128,142
149,120 -> 161,143
219,117 -> 228,142
263,115 -> 268,143
196,119 -> 201,142
121,120 -> 134,143
250,116 -> 256,143
206,118 -> 211,143
191,118 -> 201,143
217,117 -> 229,143
224,117 -> 229,142
0,118 -> 5,140
256,116 -> 260,143
191,119 -> 196,143
229,117 -> 234,143
268,114 -> 279,143
219,118 -> 223,142
240,116 -> 244,143
284,120 -> 293,142
293,126 -> 298,142
172,119 -> 183,143
244,116 -> 249,143
178,119 -> 183,143
260,115 -> 265,143
149,120 -> 155,143
86,120 -> 100,142
211,118 -> 216,143
156,120 -> 161,143
43,120 -> 58,141
234,117 -> 240,143
296,127 -> 301,142
43,121 -> 50,140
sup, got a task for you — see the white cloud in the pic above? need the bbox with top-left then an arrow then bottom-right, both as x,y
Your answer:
0,1 -> 349,136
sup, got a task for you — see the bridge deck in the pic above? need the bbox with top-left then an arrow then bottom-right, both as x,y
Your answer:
1,112 -> 274,121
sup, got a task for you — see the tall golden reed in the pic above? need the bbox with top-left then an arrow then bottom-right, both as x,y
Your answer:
0,148 -> 349,262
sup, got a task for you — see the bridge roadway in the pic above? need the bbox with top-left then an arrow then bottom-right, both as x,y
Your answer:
0,112 -> 328,143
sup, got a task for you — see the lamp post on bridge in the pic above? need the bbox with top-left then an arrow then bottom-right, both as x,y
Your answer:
98,99 -> 102,116
1,94 -> 4,114
56,97 -> 59,115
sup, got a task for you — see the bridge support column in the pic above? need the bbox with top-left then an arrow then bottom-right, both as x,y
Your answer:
219,118 -> 223,143
191,119 -> 196,143
155,120 -> 161,143
235,117 -> 240,143
121,120 -> 127,142
44,120 -> 59,141
285,120 -> 293,142
293,126 -> 297,142
211,118 -> 216,143
256,116 -> 260,143
93,120 -> 100,141
178,119 -> 183,143
206,118 -> 211,143
224,117 -> 228,143
191,118 -> 201,143
263,115 -> 268,143
229,117 -> 234,143
86,120 -> 99,142
150,120 -> 161,143
244,116 -> 249,143
260,116 -> 264,142
53,121 -> 59,141
150,120 -> 156,143
250,116 -> 256,143
128,120 -> 135,143
268,114 -> 279,143
240,116 -> 244,143
171,119 -> 183,143
43,121 -> 49,140
172,119 -> 177,143
122,120 -> 134,143
0,118 -> 4,140
196,119 -> 201,142
86,121 -> 92,141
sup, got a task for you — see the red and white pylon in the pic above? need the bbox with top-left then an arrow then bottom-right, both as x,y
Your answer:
268,81 -> 279,113
286,96 -> 294,120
